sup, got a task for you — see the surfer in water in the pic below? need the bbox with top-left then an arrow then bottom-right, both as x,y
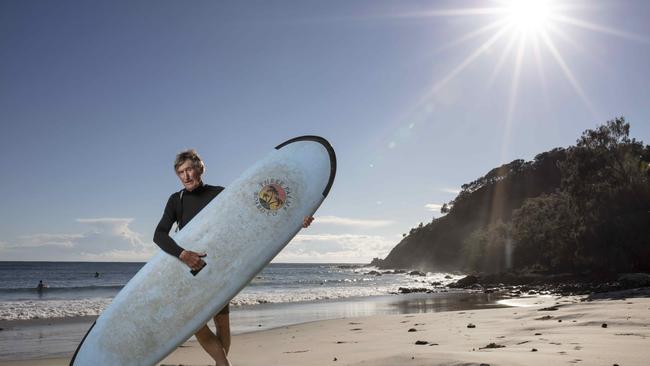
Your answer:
154,149 -> 314,366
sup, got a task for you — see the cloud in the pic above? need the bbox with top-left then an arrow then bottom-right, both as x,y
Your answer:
0,218 -> 154,261
74,218 -> 148,254
9,234 -> 83,248
2,218 -> 399,263
424,203 -> 444,212
315,216 -> 394,228
275,233 -> 397,263
440,187 -> 461,194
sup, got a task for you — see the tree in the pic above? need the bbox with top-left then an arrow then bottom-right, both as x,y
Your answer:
462,221 -> 511,273
511,192 -> 580,271
556,117 -> 650,272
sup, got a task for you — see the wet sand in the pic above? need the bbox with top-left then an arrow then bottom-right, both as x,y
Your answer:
0,291 -> 506,362
2,295 -> 649,365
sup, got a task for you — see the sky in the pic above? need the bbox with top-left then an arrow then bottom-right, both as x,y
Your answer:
1,0 -> 649,263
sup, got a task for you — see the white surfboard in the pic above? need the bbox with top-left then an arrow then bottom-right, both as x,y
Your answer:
70,136 -> 336,365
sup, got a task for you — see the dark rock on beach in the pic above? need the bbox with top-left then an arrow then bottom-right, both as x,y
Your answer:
398,287 -> 432,294
409,270 -> 426,276
447,271 -> 650,297
448,275 -> 480,288
480,343 -> 505,349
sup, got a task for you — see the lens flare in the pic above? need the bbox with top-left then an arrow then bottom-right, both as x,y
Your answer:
504,0 -> 553,33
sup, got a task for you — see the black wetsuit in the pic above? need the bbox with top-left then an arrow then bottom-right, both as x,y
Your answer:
153,183 -> 229,314
153,183 -> 225,257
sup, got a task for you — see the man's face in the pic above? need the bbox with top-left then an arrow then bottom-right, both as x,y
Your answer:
176,160 -> 202,191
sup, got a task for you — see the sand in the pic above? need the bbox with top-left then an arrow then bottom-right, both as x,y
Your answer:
2,295 -> 649,366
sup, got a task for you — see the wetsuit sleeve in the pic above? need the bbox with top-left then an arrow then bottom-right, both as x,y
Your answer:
153,194 -> 185,258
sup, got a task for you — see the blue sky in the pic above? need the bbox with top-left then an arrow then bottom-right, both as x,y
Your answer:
1,0 -> 649,262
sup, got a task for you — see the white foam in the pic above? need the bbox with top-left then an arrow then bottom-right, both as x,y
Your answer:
0,298 -> 112,320
0,271 -> 466,320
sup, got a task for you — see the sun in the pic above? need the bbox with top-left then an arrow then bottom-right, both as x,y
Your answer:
503,0 -> 554,34
385,0 -> 647,160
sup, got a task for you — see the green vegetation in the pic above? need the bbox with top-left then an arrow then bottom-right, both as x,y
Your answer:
377,118 -> 650,274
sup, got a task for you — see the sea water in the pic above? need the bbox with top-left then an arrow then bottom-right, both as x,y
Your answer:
0,261 -> 465,321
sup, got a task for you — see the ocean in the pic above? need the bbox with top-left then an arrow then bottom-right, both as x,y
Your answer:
0,262 -> 515,361
0,261 -> 465,321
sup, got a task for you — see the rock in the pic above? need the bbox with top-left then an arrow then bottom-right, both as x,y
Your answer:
444,275 -> 452,279
602,323 -> 608,328
532,348 -> 538,352
539,306 -> 559,311
415,340 -> 428,345
480,343 -> 505,349
337,265 -> 359,269
467,323 -> 476,328
408,328 -> 417,332
618,273 -> 650,288
409,270 -> 426,276
449,275 -> 479,288
398,287 -> 430,294
366,270 -> 382,276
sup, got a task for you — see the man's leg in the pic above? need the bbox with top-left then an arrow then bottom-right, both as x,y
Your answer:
195,324 -> 230,366
213,312 -> 231,355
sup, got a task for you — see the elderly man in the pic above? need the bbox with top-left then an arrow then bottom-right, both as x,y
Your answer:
154,149 -> 313,366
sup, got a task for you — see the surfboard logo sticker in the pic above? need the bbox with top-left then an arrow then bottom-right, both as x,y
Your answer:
255,178 -> 292,215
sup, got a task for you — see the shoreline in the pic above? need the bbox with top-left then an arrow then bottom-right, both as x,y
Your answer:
0,291 -> 509,362
2,294 -> 648,365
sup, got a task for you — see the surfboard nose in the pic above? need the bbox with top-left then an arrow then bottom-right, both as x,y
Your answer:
275,135 -> 336,197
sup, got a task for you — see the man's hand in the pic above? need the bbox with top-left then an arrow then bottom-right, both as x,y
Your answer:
302,216 -> 314,228
179,250 -> 207,271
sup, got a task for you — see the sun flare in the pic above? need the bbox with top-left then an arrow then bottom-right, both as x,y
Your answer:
503,0 -> 554,34
389,0 -> 647,162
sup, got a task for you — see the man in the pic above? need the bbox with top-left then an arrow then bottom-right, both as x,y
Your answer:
154,149 -> 313,366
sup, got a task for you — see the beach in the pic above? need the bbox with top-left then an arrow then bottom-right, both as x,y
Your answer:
2,294 -> 648,365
